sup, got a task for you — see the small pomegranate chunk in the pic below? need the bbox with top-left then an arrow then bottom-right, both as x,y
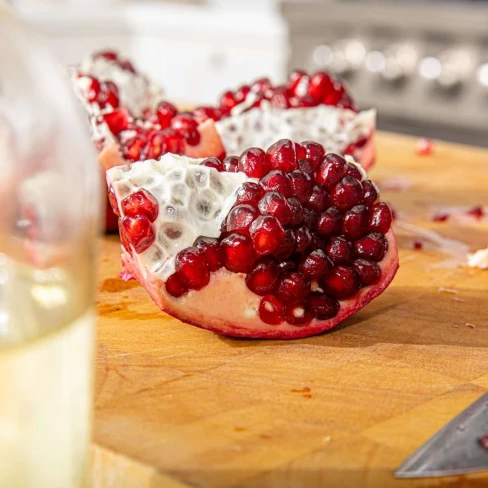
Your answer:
276,272 -> 310,303
123,135 -> 147,162
326,236 -> 353,264
171,114 -> 200,146
235,182 -> 263,206
322,265 -> 361,299
249,215 -> 285,255
353,259 -> 381,286
273,229 -> 296,259
259,295 -> 285,325
307,292 -> 340,319
287,198 -> 305,227
225,204 -> 259,236
331,176 -> 364,211
354,232 -> 388,262
121,215 -> 155,254
413,240 -> 423,250
245,258 -> 280,296
316,154 -> 347,189
416,138 -> 434,156
260,170 -> 293,197
285,303 -> 313,326
238,147 -> 269,178
156,101 -> 178,129
121,189 -> 159,222
287,170 -> 313,204
362,180 -> 379,205
195,237 -> 223,272
223,156 -> 239,173
369,202 -> 392,234
266,139 -> 297,173
175,247 -> 210,290
165,273 -> 188,298
308,72 -> 333,100
342,205 -> 369,239
317,207 -> 342,236
258,192 -> 292,226
161,129 -> 185,155
201,157 -> 223,172
299,249 -> 332,280
221,233 -> 256,273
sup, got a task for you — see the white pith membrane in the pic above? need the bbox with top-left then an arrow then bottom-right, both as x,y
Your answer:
107,153 -> 399,339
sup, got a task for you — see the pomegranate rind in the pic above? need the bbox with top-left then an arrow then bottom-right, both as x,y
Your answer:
120,228 -> 398,339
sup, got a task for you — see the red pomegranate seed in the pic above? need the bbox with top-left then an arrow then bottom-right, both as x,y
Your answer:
86,77 -> 101,103
294,143 -> 306,160
296,95 -> 317,107
266,139 -> 297,173
279,260 -> 297,273
331,176 -> 364,211
322,265 -> 360,299
225,204 -> 259,236
161,129 -> 185,155
108,186 -> 120,216
238,147 -> 269,178
221,233 -> 256,273
287,70 -> 306,93
307,292 -> 340,319
273,228 -> 296,260
369,202 -> 392,234
250,215 -> 285,255
223,156 -> 239,173
353,259 -> 381,286
171,114 -> 200,146
220,91 -> 238,111
433,213 -> 449,222
317,207 -> 342,236
123,135 -> 147,162
294,226 -> 313,253
342,205 -> 369,239
467,206 -> 484,219
308,71 -> 334,100
362,180 -> 380,206
99,81 -> 119,108
354,232 -> 388,262
175,247 -> 210,290
326,236 -> 353,264
156,101 -> 178,129
165,273 -> 188,298
119,60 -> 136,73
235,182 -> 263,206
323,79 -> 345,106
344,162 -> 362,181
270,86 -> 292,109
121,215 -> 155,254
258,192 -> 292,226
94,50 -> 118,61
306,186 -> 330,213
251,77 -> 272,94
195,237 -> 223,272
337,93 -> 357,111
276,272 -> 310,303
236,85 -> 251,103
316,154 -> 347,189
193,106 -> 221,122
245,257 -> 280,296
416,138 -> 434,156
300,140 -> 325,169
121,189 -> 159,222
303,208 -> 319,229
259,170 -> 293,197
297,158 -> 315,177
299,249 -> 332,280
118,220 -> 132,254
285,303 -> 313,326
413,240 -> 423,250
259,295 -> 285,325
287,170 -> 313,204
145,131 -> 167,160
287,198 -> 305,227
201,157 -> 223,172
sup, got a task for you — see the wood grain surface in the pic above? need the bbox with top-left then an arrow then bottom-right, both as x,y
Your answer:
92,132 -> 488,488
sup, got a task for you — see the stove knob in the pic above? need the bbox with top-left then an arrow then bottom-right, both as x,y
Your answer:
313,39 -> 365,75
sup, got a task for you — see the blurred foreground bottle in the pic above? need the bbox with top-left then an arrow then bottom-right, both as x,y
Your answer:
0,3 -> 101,487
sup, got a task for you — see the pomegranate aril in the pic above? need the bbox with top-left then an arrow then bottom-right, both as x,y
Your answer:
321,265 -> 360,300
238,147 -> 269,178
99,81 -> 119,108
86,77 -> 101,103
416,138 -> 434,156
301,140 -> 326,169
317,207 -> 342,236
245,258 -> 280,296
171,114 -> 200,146
259,295 -> 285,325
258,192 -> 292,226
369,202 -> 392,234
344,162 -> 362,181
326,236 -> 353,264
289,71 -> 310,97
108,186 -> 120,216
201,157 -> 223,172
362,180 -> 379,206
299,249 -> 332,280
221,233 -> 256,273
294,226 -> 313,253
121,189 -> 159,222
161,129 -> 185,155
308,71 -> 333,100
225,204 -> 259,236
120,60 -> 136,73
287,198 -> 305,227
287,170 -> 313,204
123,135 -> 147,162
251,77 -> 272,94
250,215 -> 285,256
118,220 -> 132,254
285,303 -> 313,327
236,85 -> 251,103
287,70 -> 307,93
353,259 -> 381,286
156,101 -> 178,129
296,95 -> 316,107
307,292 -> 340,319
121,215 -> 155,254
223,155 -> 239,173
145,131 -> 167,160
279,260 -> 297,273
165,273 -> 188,298
235,182 -> 263,206
94,50 -> 118,61
276,271 -> 310,303
270,86 -> 291,109
297,159 -> 315,177
195,237 -> 223,272
266,139 -> 297,173
193,106 -> 221,122
303,208 -> 319,229
331,176 -> 364,211
316,154 -> 347,189
273,228 -> 296,260
220,91 -> 238,111
342,205 -> 369,239
260,170 -> 293,197
175,247 -> 210,290
307,185 -> 330,213
324,80 -> 345,106
354,232 -> 388,262
294,143 -> 306,160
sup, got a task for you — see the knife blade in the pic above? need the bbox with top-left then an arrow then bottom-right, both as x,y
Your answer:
395,392 -> 488,478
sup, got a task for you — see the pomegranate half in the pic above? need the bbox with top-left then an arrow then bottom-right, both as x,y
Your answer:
107,140 -> 398,339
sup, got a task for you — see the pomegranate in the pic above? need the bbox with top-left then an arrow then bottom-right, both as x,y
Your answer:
107,142 -> 398,339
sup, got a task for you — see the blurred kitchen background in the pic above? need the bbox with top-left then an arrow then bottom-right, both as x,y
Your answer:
10,0 -> 488,147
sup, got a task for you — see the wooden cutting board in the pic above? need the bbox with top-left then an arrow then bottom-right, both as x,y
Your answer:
92,132 -> 488,488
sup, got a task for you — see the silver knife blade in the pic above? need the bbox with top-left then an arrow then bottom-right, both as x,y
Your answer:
395,392 -> 488,478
